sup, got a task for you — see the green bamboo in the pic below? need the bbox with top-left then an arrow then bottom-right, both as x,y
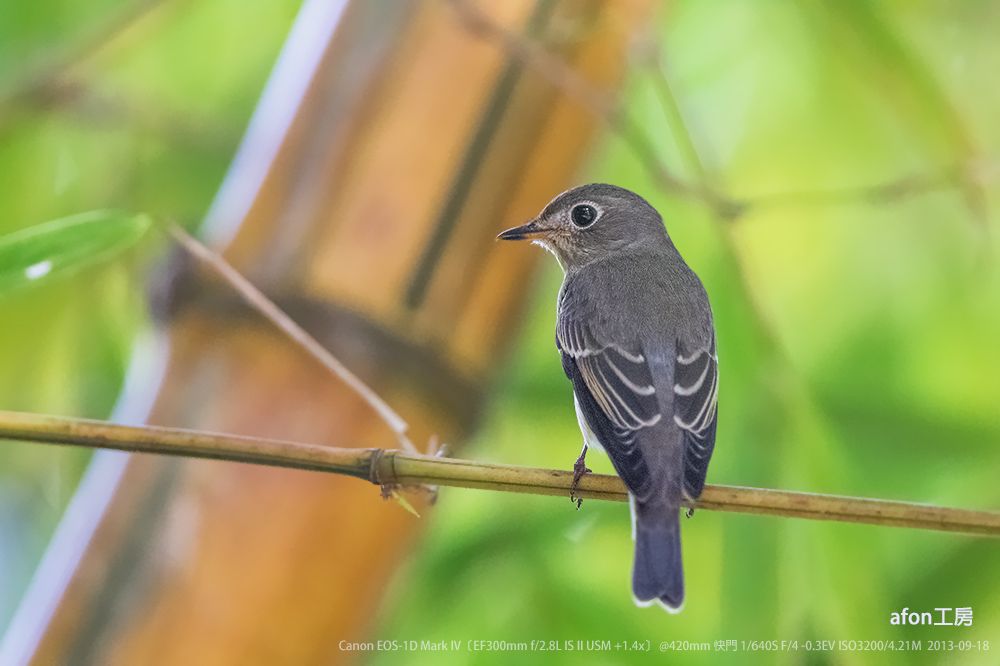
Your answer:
1,410 -> 997,536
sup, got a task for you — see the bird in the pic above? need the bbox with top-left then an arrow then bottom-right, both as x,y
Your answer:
497,183 -> 718,613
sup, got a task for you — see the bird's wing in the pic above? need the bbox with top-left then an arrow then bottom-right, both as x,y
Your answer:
673,334 -> 718,500
558,317 -> 663,501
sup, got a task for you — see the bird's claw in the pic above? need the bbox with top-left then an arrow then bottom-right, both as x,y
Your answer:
570,457 -> 592,510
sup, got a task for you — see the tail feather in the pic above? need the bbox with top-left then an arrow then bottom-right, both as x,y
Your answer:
631,501 -> 684,612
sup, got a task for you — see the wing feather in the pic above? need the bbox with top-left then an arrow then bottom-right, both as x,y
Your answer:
674,336 -> 719,499
558,319 -> 662,499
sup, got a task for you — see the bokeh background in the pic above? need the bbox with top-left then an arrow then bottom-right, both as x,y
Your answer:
1,1 -> 999,664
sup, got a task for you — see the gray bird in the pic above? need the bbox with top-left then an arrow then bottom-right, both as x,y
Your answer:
498,183 -> 718,612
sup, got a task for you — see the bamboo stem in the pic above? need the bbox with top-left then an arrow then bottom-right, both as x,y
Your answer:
1,410 -> 997,536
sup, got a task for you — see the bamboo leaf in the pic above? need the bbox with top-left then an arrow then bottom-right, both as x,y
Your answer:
392,490 -> 422,518
0,210 -> 151,295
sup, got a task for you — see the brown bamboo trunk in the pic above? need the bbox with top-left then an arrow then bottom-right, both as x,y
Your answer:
3,1 -> 650,663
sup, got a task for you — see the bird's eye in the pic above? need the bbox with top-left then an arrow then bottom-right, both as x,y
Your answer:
570,204 -> 598,228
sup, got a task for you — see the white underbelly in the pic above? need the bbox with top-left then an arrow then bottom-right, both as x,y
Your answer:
575,396 -> 635,537
573,395 -> 605,454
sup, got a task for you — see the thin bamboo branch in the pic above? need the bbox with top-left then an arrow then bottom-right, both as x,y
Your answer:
162,222 -> 419,453
647,52 -> 792,364
450,0 -> 998,220
1,410 -> 997,536
0,0 -> 168,132
646,52 -> 710,184
22,76 -> 238,154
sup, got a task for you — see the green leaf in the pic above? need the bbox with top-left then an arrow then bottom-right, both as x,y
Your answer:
0,210 -> 151,295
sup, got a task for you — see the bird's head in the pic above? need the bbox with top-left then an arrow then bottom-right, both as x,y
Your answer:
497,183 -> 669,269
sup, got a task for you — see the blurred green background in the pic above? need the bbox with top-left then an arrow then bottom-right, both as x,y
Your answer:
1,1 -> 998,664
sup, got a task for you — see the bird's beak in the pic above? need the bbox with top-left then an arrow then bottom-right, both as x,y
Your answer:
497,218 -> 545,241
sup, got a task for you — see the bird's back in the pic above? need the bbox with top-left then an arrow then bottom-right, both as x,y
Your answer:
558,248 -> 712,352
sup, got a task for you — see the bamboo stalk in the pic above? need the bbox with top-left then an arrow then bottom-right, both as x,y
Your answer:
5,5 -> 660,663
1,410 -> 997,536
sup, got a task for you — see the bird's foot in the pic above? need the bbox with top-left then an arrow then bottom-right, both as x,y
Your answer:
685,506 -> 696,518
570,455 -> 592,510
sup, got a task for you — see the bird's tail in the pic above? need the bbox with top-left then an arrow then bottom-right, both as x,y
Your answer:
631,499 -> 684,612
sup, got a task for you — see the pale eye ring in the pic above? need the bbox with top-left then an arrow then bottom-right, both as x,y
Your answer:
570,203 -> 598,228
